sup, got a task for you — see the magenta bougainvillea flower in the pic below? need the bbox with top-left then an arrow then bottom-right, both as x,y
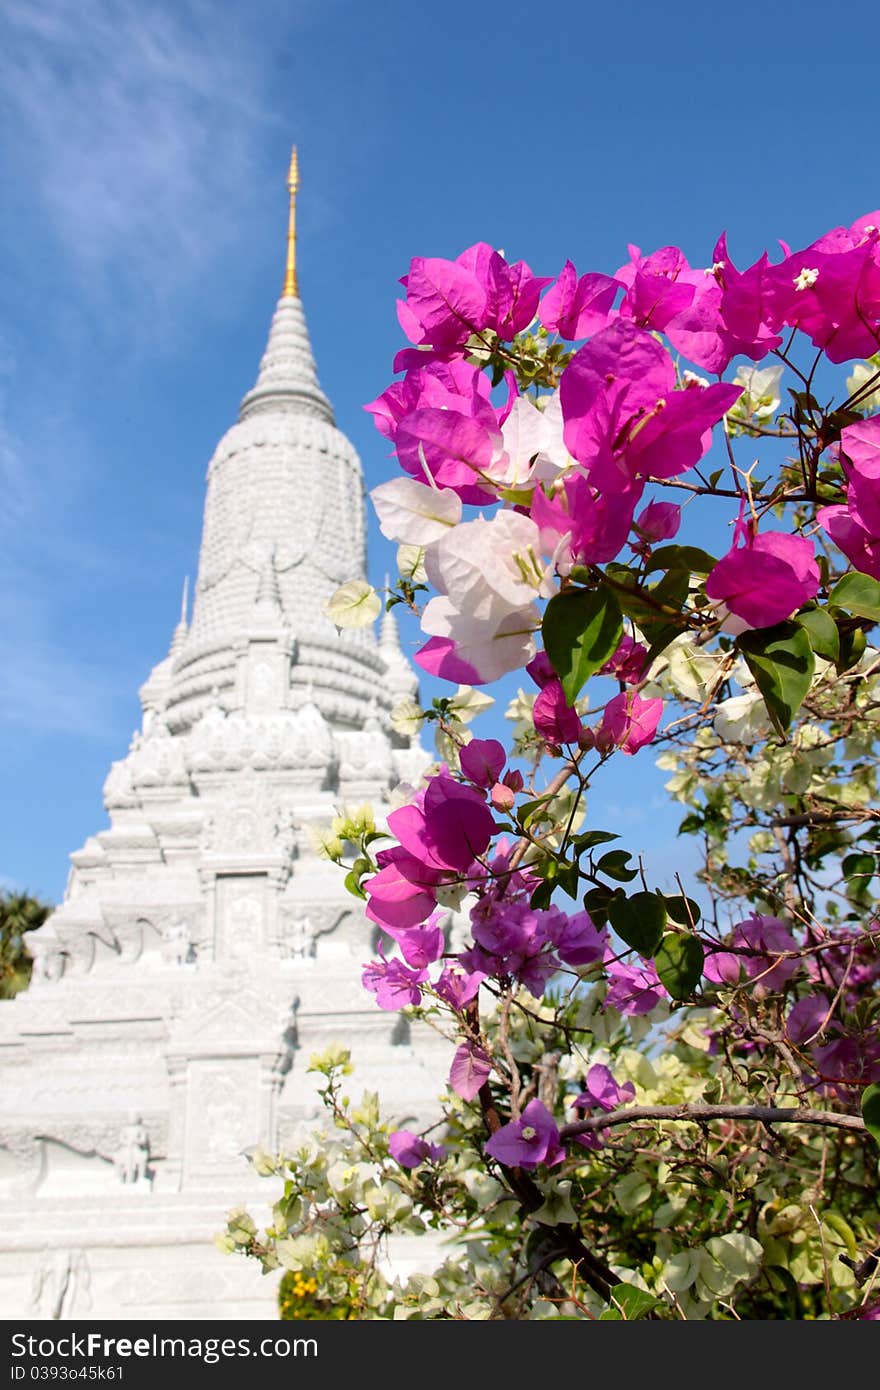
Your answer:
633,499 -> 681,544
364,845 -> 445,932
532,678 -> 582,745
389,1130 -> 447,1169
561,320 -> 740,493
615,243 -> 699,332
539,259 -> 619,340
484,1099 -> 565,1169
599,690 -> 664,755
706,515 -> 819,631
388,770 -> 496,874
819,415 -> 880,579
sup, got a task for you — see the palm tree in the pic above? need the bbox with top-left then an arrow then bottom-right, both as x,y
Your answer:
0,890 -> 52,999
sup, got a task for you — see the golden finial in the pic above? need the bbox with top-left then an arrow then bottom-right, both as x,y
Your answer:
283,145 -> 299,297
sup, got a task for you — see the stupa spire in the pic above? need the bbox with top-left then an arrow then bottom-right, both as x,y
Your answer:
238,147 -> 333,423
283,146 -> 299,299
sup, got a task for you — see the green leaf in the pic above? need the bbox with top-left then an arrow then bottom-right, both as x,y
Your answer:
582,885 -> 621,927
795,606 -> 840,664
837,626 -> 867,673
644,544 -> 718,576
608,891 -> 666,955
861,1084 -> 880,1146
599,1283 -> 660,1320
595,850 -> 639,883
542,586 -> 623,704
664,895 -> 702,927
571,829 -> 620,853
529,879 -> 556,911
654,933 -> 704,999
737,621 -> 815,736
829,572 -> 880,622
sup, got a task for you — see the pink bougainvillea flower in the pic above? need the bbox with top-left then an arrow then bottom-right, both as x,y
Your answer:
449,1041 -> 492,1101
384,923 -> 446,970
484,1099 -> 565,1169
572,1063 -> 636,1112
539,260 -> 619,340
706,514 -> 820,631
532,678 -> 582,745
665,233 -> 784,374
397,253 -> 489,350
530,469 -> 640,568
362,955 -> 428,1011
389,1130 -> 447,1169
599,690 -> 664,755
397,243 -> 551,354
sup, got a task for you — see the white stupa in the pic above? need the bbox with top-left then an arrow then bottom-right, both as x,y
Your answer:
0,150 -> 447,1321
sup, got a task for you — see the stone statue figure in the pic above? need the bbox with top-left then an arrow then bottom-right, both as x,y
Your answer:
163,918 -> 194,966
114,1114 -> 151,1185
284,913 -> 315,960
31,1247 -> 90,1319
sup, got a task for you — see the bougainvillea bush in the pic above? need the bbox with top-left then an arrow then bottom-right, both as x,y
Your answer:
222,213 -> 880,1319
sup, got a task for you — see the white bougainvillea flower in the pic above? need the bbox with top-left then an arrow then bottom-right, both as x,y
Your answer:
323,580 -> 382,629
370,476 -> 463,545
425,510 -> 554,621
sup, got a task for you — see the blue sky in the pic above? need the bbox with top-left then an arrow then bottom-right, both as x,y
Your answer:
1,0 -> 877,904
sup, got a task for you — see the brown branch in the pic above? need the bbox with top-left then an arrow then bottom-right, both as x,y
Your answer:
560,1104 -> 867,1141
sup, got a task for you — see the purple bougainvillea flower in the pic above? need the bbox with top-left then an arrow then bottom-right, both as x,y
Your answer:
362,956 -> 428,1011
484,1099 -> 565,1170
604,953 -> 666,1016
389,1130 -> 447,1169
546,909 -> 608,967
459,738 -> 507,789
433,964 -> 485,1011
709,914 -> 799,996
785,994 -> 830,1046
572,1063 -> 636,1112
449,1041 -> 492,1101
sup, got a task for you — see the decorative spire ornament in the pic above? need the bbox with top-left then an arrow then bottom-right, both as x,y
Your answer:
283,145 -> 299,299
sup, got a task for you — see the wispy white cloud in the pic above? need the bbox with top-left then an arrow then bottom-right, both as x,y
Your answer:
0,0 -> 296,329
